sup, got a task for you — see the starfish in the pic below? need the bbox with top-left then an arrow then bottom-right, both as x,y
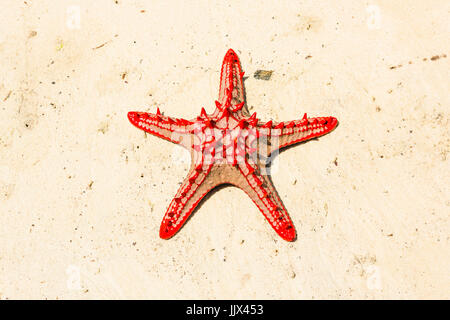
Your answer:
127,49 -> 338,241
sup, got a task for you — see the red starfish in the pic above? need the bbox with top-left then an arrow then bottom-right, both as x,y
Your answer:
128,49 -> 338,241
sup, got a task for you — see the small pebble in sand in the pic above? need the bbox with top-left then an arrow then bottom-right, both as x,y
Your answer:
254,70 -> 273,80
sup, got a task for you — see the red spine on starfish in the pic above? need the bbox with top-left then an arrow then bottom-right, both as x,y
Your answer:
127,49 -> 338,241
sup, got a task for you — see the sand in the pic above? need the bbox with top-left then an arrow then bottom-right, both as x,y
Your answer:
0,0 -> 448,299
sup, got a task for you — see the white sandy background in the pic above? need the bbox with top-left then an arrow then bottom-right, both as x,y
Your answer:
0,0 -> 448,299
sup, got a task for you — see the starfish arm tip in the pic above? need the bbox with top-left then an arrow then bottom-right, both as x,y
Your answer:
280,228 -> 297,241
226,48 -> 236,55
330,116 -> 338,128
127,111 -> 136,122
159,223 -> 176,239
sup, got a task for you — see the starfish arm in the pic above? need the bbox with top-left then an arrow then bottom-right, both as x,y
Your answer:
256,116 -> 338,153
218,49 -> 245,107
128,111 -> 193,147
237,163 -> 296,241
159,164 -> 218,239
